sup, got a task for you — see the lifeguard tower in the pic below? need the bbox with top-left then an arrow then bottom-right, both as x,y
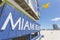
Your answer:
0,0 -> 41,40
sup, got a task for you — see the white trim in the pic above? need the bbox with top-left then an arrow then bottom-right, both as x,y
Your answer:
28,0 -> 39,18
7,0 -> 36,21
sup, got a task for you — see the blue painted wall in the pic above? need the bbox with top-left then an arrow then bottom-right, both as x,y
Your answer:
0,3 -> 40,40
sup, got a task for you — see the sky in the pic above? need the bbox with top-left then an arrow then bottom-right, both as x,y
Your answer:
37,0 -> 60,29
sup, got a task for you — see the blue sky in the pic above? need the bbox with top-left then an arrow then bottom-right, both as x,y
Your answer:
37,0 -> 60,29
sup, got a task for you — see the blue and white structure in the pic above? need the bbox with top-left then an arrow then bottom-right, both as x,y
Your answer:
0,0 -> 41,40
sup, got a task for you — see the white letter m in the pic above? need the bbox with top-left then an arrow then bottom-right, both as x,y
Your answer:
1,12 -> 21,30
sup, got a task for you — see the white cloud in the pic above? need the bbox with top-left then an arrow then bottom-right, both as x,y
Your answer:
51,17 -> 60,21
